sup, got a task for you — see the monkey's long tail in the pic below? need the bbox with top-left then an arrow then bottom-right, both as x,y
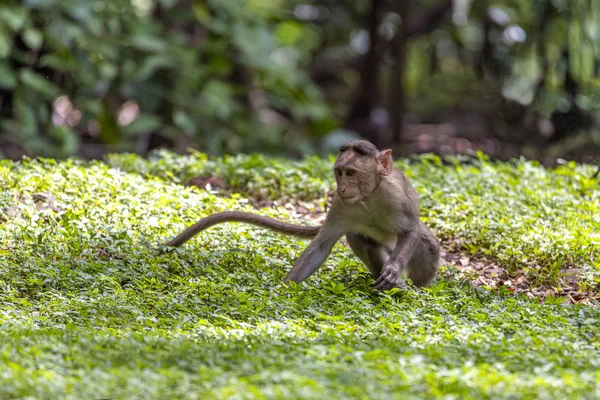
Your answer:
163,211 -> 321,247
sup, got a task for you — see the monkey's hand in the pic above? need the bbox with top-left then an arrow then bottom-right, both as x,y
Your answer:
374,262 -> 402,291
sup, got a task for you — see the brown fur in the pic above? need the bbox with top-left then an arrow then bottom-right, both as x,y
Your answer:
163,140 -> 441,290
163,211 -> 319,247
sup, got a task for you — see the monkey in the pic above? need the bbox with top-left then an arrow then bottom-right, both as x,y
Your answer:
163,140 -> 441,290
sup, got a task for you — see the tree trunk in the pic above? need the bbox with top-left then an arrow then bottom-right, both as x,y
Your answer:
389,0 -> 411,149
344,0 -> 385,146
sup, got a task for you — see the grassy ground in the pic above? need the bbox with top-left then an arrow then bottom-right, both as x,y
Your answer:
0,152 -> 599,399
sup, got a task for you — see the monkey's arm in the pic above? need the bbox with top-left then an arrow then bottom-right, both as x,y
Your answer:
283,224 -> 343,284
374,225 -> 421,290
163,211 -> 321,247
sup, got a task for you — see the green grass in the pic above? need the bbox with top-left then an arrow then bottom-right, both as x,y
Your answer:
0,153 -> 599,399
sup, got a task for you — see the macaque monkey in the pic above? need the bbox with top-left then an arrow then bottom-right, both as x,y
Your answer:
164,140 -> 441,290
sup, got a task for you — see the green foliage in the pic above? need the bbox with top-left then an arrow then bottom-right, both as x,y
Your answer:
412,154 -> 600,285
1,154 -> 599,398
2,0 -> 600,159
108,149 -> 334,201
489,0 -> 600,111
0,0 -> 333,157
404,0 -> 600,138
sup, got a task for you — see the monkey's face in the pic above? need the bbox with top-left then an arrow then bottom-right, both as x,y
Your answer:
333,153 -> 380,205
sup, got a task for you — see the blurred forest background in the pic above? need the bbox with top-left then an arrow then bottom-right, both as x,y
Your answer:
0,0 -> 599,165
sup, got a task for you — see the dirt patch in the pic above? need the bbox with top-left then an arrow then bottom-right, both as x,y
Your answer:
440,239 -> 599,308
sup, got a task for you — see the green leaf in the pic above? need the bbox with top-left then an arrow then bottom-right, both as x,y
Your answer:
275,21 -> 304,45
0,6 -> 28,31
130,34 -> 167,53
14,97 -> 38,136
173,110 -> 196,134
0,62 -> 16,89
199,80 -> 236,119
23,28 -> 43,50
99,63 -> 118,80
122,115 -> 163,136
193,0 -> 211,25
136,55 -> 175,81
39,54 -> 78,72
0,30 -> 12,57
19,69 -> 58,98
233,25 -> 276,69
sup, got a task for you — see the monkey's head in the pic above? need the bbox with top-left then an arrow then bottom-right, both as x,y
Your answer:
333,140 -> 394,205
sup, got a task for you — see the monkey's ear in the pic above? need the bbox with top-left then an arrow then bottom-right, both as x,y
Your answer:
377,149 -> 393,176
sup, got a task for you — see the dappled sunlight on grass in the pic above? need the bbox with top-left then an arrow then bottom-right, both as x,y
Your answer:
0,155 -> 599,398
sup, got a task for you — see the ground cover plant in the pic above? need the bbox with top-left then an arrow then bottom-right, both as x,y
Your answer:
1,152 -> 599,398
109,150 -> 600,292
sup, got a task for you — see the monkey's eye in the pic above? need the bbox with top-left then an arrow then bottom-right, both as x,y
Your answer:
335,169 -> 343,176
346,169 -> 356,177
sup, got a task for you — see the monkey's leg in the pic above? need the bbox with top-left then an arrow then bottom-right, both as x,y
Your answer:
374,227 -> 420,291
346,233 -> 391,279
404,227 -> 441,287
